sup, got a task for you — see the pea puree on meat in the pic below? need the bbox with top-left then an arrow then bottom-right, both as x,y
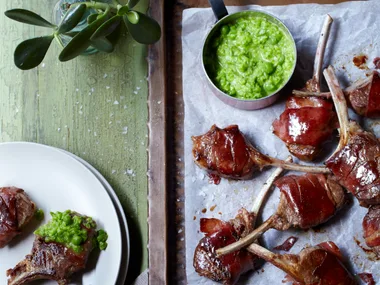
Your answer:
34,210 -> 108,253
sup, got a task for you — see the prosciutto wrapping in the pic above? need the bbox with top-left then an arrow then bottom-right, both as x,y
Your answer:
192,125 -> 328,182
362,205 -> 380,257
272,15 -> 337,161
247,241 -> 356,285
325,122 -> 380,207
272,97 -> 337,161
216,174 -> 346,256
193,209 -> 258,285
345,70 -> 380,118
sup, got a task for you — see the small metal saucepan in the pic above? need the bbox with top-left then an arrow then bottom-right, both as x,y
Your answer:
202,0 -> 297,110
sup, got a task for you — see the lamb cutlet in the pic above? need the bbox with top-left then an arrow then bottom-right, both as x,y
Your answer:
216,173 -> 346,256
294,70 -> 380,118
247,241 -> 356,285
192,124 -> 329,182
194,209 -> 258,285
194,162 -> 288,284
6,211 -> 100,285
362,205 -> 380,257
0,187 -> 36,248
324,66 -> 380,207
272,15 -> 337,161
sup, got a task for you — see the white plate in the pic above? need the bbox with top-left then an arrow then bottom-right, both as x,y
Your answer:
60,149 -> 130,285
0,142 -> 122,285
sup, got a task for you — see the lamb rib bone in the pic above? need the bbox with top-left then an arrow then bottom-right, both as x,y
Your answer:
271,15 -> 335,162
192,124 -> 330,181
216,173 -> 346,256
192,158 -> 291,284
324,66 -> 380,206
250,158 -> 291,215
323,66 -> 350,154
306,14 -> 333,92
246,242 -> 356,284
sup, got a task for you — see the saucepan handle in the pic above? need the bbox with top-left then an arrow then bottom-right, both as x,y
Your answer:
208,0 -> 228,21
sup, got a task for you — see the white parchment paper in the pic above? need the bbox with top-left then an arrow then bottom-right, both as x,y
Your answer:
183,1 -> 380,284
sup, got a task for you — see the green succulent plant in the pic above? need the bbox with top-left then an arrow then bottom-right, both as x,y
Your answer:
5,0 -> 161,70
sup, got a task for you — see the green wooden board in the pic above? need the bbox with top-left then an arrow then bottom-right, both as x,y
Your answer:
0,0 -> 149,282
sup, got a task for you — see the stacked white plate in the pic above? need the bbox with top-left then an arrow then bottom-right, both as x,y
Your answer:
0,142 -> 129,285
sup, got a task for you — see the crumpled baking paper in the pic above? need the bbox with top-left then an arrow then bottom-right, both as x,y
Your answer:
183,1 -> 380,284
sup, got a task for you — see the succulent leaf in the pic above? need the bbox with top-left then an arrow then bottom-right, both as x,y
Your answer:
127,0 -> 140,9
5,9 -> 56,28
123,12 -> 161,44
126,11 -> 139,24
91,38 -> 114,53
91,15 -> 122,40
117,6 -> 129,16
59,7 -> 111,62
87,13 -> 98,24
57,4 -> 87,34
14,35 -> 54,70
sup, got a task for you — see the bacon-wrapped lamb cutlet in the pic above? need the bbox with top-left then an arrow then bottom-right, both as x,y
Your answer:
324,66 -> 380,207
7,211 -> 97,285
194,162 -> 288,284
362,205 -> 380,257
295,70 -> 380,118
192,125 -> 328,182
272,15 -> 337,161
247,241 -> 356,285
344,70 -> 380,118
194,209 -> 258,285
216,173 -> 346,256
0,187 -> 36,248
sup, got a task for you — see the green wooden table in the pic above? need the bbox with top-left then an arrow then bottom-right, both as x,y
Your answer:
0,0 -> 149,283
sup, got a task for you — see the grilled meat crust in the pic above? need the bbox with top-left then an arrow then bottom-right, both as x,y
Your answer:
7,213 -> 96,285
274,174 -> 346,231
363,205 -> 380,257
193,208 -> 258,285
0,187 -> 36,248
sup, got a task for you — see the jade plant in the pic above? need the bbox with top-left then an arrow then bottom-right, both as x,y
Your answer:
5,0 -> 161,70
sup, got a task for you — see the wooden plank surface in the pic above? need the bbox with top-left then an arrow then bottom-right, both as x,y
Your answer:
148,0 -> 167,284
149,0 -> 348,284
0,0 -> 150,283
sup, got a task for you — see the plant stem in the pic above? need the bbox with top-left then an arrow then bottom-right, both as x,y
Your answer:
70,1 -> 118,13
54,33 -> 65,49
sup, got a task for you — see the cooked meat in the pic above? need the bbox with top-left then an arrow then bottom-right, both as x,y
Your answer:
362,205 -> 380,257
272,15 -> 336,161
194,163 -> 289,284
0,187 -> 36,248
344,71 -> 380,117
192,125 -> 328,181
294,71 -> 380,118
273,96 -> 337,161
248,241 -> 356,285
192,124 -> 269,180
274,174 -> 345,230
216,174 -> 346,256
6,212 -> 96,285
193,209 -> 258,285
324,67 -> 380,207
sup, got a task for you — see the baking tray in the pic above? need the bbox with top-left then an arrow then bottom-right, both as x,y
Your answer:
147,1 -> 347,284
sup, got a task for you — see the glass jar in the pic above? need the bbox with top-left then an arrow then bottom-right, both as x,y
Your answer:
53,0 -> 100,55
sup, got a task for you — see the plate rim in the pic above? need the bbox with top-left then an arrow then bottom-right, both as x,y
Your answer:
59,148 -> 130,284
0,141 -> 123,285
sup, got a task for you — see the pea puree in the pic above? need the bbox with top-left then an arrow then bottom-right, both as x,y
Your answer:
34,210 -> 108,253
205,15 -> 295,100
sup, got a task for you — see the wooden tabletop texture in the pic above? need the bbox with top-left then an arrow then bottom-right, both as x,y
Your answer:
0,0 -> 150,283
